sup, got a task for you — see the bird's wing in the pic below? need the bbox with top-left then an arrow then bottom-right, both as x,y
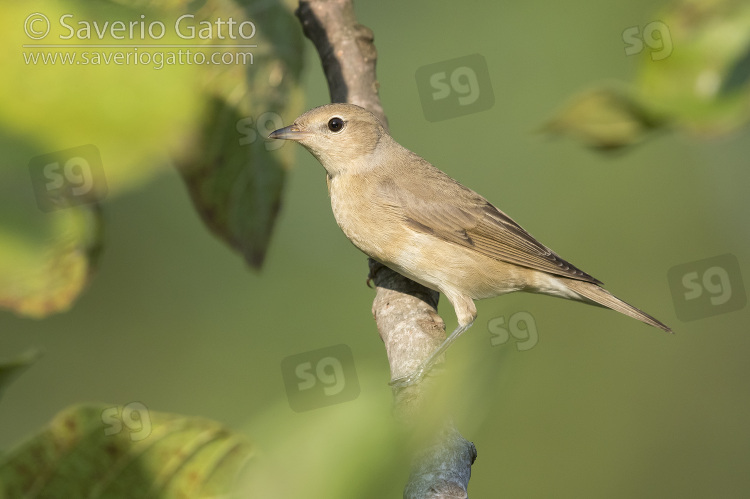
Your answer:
377,160 -> 602,284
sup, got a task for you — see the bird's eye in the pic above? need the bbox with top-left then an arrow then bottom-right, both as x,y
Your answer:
327,117 -> 345,132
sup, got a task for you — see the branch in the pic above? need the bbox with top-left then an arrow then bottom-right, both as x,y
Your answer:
295,0 -> 387,126
295,1 -> 476,497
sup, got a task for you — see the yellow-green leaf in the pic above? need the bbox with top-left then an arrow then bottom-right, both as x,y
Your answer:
0,142 -> 103,319
636,0 -> 750,135
2,1 -> 204,196
0,403 -> 255,498
543,0 -> 750,152
541,85 -> 667,151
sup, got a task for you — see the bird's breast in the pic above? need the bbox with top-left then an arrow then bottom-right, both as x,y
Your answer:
327,174 -> 406,265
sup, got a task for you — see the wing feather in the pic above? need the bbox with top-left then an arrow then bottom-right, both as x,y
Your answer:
378,163 -> 602,285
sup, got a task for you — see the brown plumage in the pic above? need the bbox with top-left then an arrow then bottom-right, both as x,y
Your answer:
270,103 -> 671,385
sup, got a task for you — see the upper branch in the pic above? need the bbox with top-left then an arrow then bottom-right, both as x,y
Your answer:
296,0 -> 387,128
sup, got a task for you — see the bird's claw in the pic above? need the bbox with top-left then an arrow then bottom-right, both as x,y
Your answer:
366,263 -> 384,289
389,367 -> 426,388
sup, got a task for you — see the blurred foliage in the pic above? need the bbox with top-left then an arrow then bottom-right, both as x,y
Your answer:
1,1 -> 201,195
176,0 -> 305,268
541,84 -> 667,151
0,367 -> 459,498
0,0 -> 306,493
544,0 -> 750,150
0,0 -> 304,317
236,390 -> 409,498
0,403 -> 255,497
0,187 -> 104,318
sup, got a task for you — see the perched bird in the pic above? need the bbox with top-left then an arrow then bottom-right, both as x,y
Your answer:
269,103 -> 671,385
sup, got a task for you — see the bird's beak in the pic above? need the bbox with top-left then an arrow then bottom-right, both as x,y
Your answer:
268,124 -> 311,141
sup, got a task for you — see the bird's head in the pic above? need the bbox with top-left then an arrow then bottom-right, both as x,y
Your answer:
268,103 -> 390,176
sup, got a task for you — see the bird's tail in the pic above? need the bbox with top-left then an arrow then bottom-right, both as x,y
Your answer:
564,279 -> 672,333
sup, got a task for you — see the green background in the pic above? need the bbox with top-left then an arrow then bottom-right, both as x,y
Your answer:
3,0 -> 750,497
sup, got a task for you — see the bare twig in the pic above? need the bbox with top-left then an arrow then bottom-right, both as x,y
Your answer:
295,1 -> 476,497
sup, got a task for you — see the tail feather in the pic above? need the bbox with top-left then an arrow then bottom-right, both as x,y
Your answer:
564,279 -> 672,333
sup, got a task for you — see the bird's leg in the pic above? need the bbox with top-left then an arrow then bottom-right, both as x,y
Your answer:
390,320 -> 475,387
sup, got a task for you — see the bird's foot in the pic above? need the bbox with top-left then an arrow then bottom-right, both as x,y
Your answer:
366,263 -> 384,289
389,362 -> 447,388
389,367 -> 426,388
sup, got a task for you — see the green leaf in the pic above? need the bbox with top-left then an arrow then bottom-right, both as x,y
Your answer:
635,0 -> 750,136
1,0 -> 205,196
543,0 -> 750,151
0,139 -> 104,318
0,403 -> 255,498
720,41 -> 750,95
541,85 -> 667,151
0,206 -> 103,318
0,350 -> 40,402
175,0 -> 306,269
